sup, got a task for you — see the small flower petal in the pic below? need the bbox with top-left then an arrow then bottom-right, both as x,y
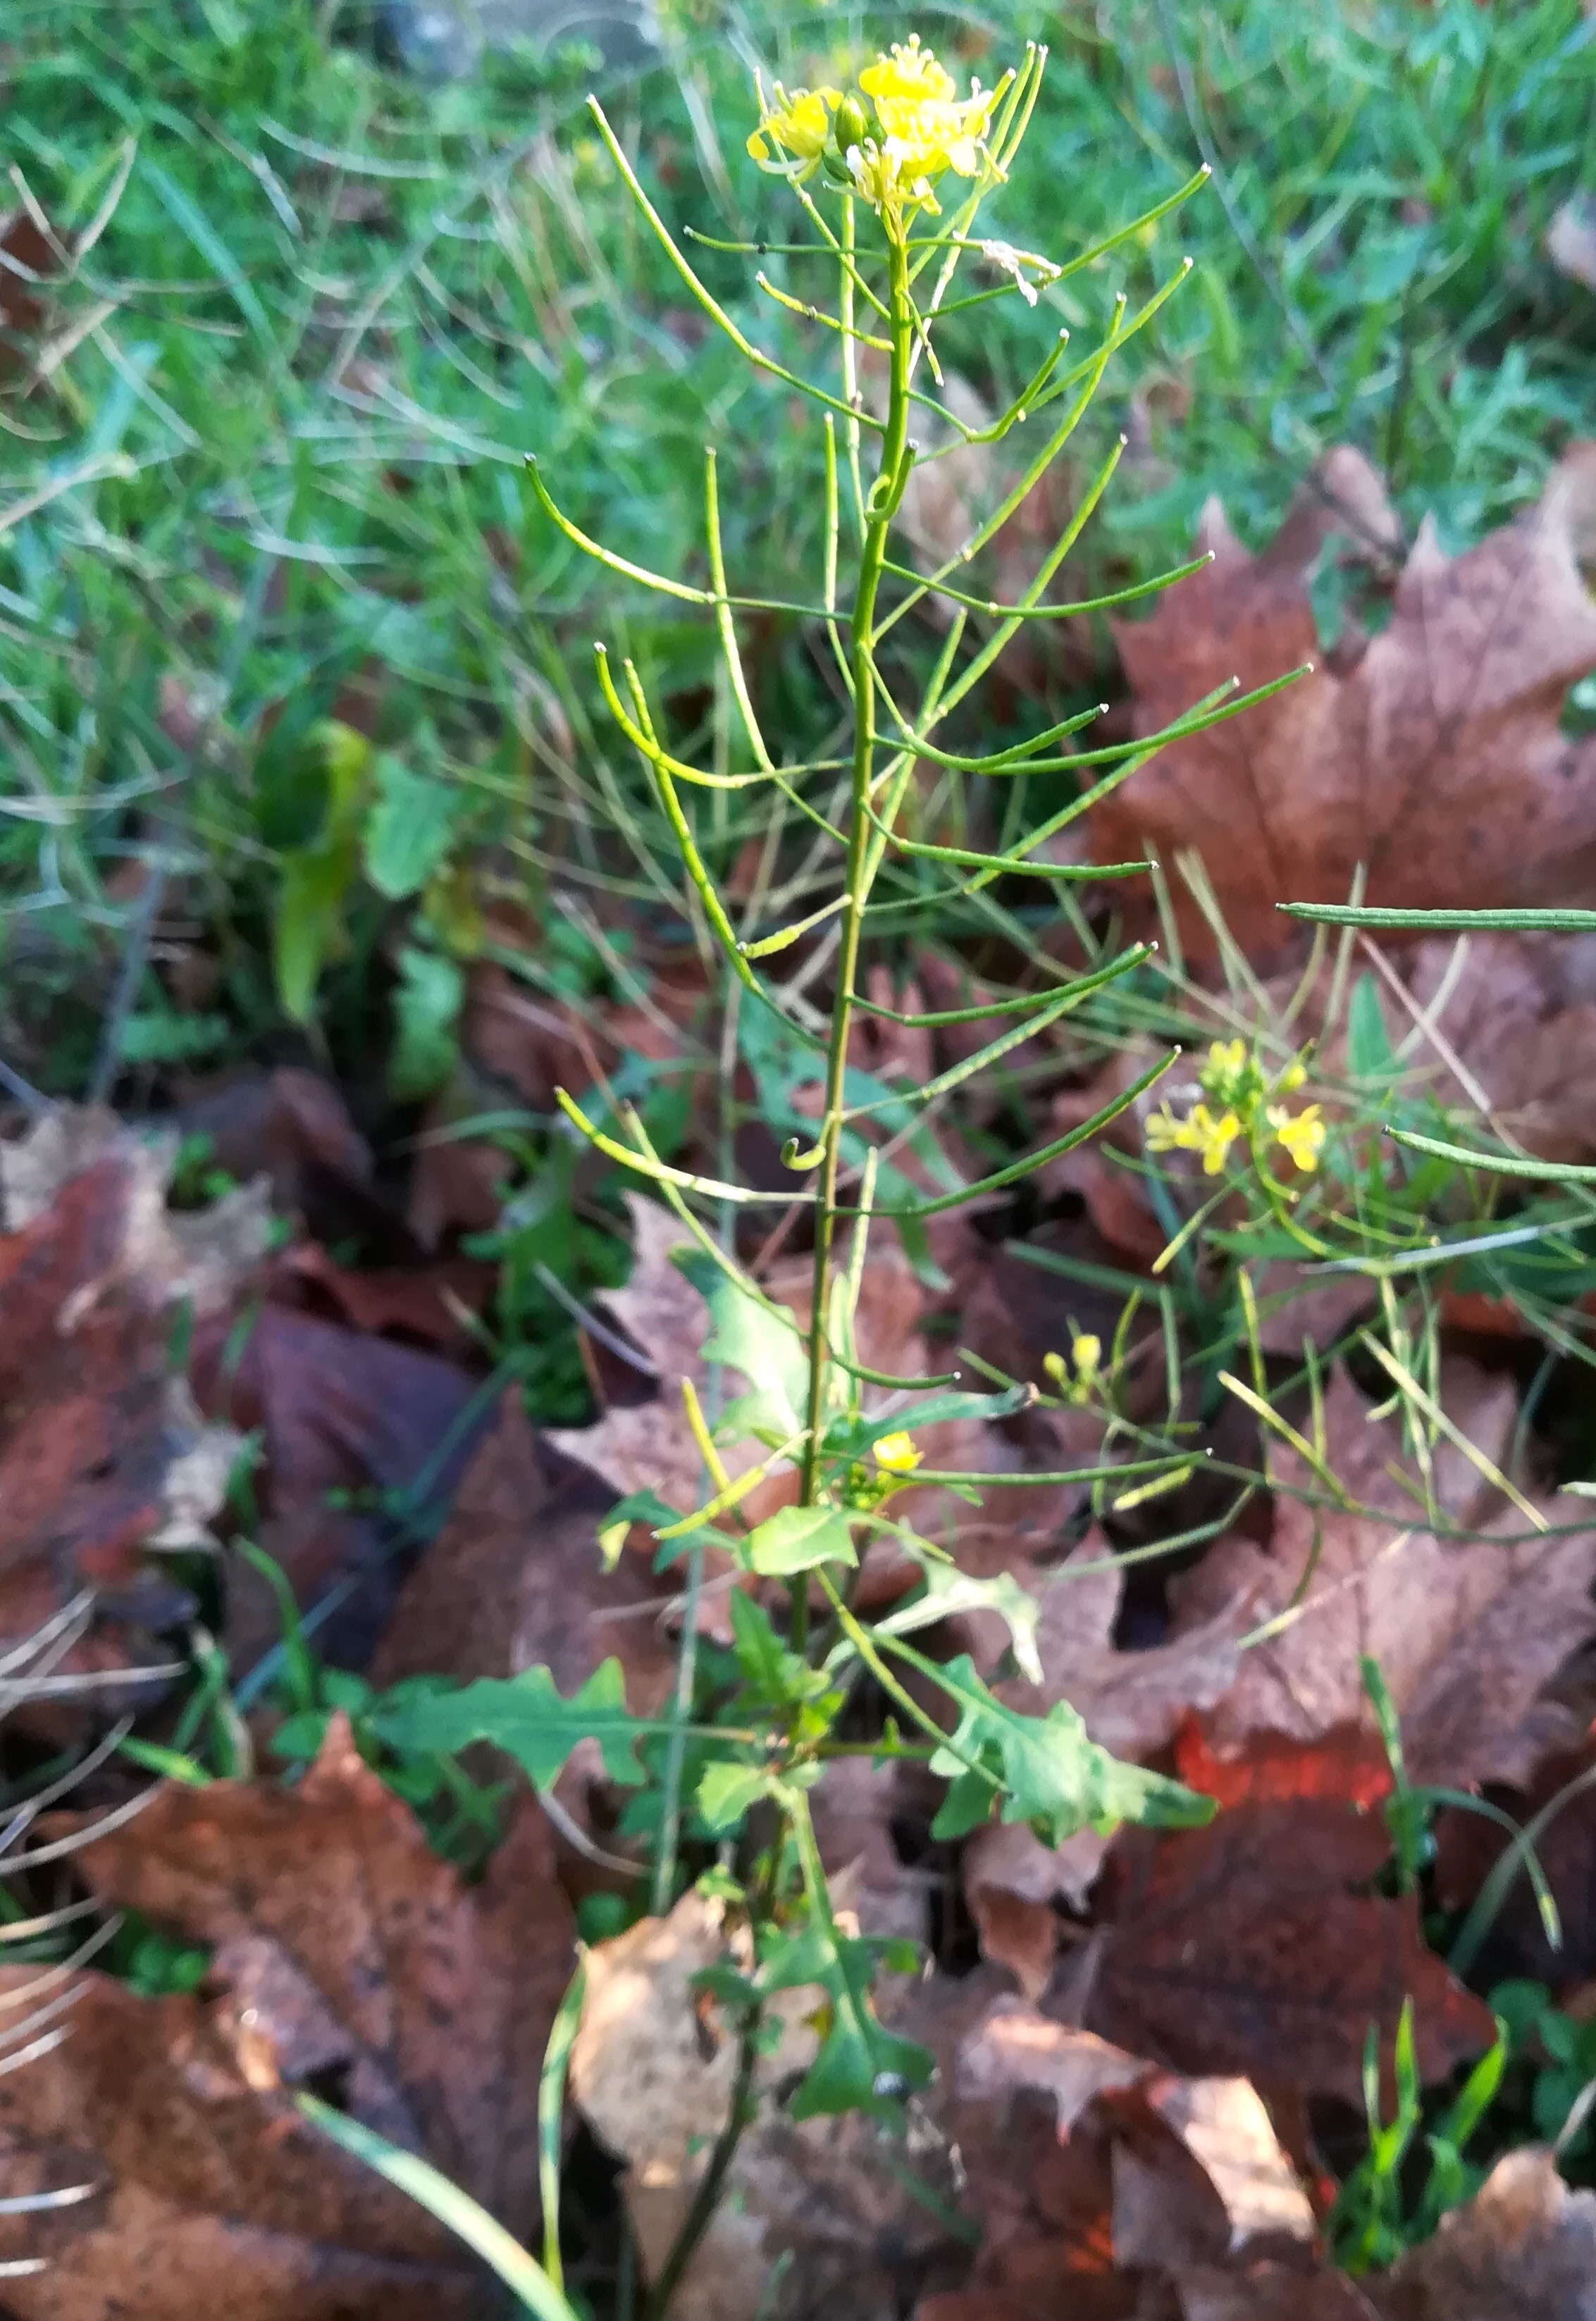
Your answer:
873,1430 -> 922,1473
1268,1103 -> 1325,1174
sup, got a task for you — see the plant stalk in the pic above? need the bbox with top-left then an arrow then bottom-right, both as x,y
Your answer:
795,227 -> 913,1652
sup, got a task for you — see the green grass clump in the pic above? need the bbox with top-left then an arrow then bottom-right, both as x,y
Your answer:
2,0 -> 1592,1094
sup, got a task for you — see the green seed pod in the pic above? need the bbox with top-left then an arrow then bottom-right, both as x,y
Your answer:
831,93 -> 870,156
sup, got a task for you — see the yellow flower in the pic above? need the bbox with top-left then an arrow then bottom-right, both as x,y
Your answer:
1146,1102 -> 1242,1175
1206,1038 -> 1247,1080
746,80 -> 841,175
1268,1103 -> 1325,1174
860,32 -> 958,109
851,35 -> 995,213
873,1430 -> 922,1474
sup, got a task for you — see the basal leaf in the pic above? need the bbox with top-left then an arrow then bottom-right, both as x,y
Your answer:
369,1660 -> 649,1791
389,946 -> 464,1101
274,837 -> 359,1025
363,753 -> 461,900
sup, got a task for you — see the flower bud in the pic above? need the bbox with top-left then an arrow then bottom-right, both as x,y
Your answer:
831,93 -> 870,156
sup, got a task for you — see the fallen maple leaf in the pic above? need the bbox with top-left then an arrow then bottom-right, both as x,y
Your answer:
0,1968 -> 485,2320
1080,1737 -> 1494,2105
0,1113 -> 263,1726
194,1305 -> 487,1671
367,1389 -> 681,1876
50,1714 -> 574,2238
928,1993 -> 1318,2321
961,1534 -> 1254,1994
1094,442 -> 1596,956
1367,2146 -> 1596,2321
570,1888 -> 965,2321
1168,1362 -> 1596,1788
370,1390 -> 676,1702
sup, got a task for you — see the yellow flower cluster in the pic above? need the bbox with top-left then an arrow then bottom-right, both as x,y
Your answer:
747,35 -> 994,219
1144,1041 -> 1325,1180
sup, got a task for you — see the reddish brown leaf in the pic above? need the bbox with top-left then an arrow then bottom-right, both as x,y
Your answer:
171,1068 -> 373,1223
1095,443 -> 1596,958
1173,1719 -> 1392,1812
0,1969 -> 485,2320
278,1241 -> 494,1356
193,1306 -> 485,1669
0,1118 -> 260,1724
56,1714 -> 574,2234
1084,1778 -> 1494,2104
0,205 -> 54,375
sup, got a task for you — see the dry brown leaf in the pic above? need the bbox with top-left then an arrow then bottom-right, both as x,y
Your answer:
0,1114 -> 259,1727
369,1390 -> 679,1878
1095,442 -> 1596,957
1368,2147 -> 1596,2321
1013,1538 -> 1251,1762
193,1305 -> 487,1671
941,1995 -> 1318,2321
370,1390 -> 676,1703
55,1714 -> 574,2234
1168,1362 -> 1596,1787
0,204 -> 55,376
168,1067 -> 373,1231
571,1888 -> 964,2321
1080,1763 -> 1495,2105
1397,933 -> 1596,1165
0,1969 -> 485,2321
958,1998 -> 1151,2129
277,1239 -> 495,1357
958,1999 -> 1314,2263
1175,2265 -> 1376,2320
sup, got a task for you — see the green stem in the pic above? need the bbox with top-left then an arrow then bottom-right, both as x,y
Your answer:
796,225 -> 913,1651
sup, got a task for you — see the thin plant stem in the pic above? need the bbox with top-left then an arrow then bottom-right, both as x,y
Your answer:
796,224 -> 914,1650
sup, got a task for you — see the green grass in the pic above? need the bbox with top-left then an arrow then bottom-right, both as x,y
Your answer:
1,0 -> 1592,1287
